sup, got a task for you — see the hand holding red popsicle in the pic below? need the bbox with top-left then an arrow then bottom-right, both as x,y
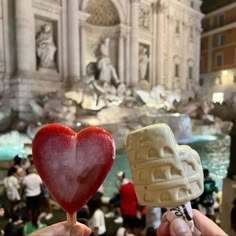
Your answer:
31,123 -> 115,235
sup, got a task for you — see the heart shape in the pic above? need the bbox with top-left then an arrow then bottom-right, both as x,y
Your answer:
32,123 -> 115,214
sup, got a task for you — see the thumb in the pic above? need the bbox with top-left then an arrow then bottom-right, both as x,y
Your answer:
170,218 -> 193,236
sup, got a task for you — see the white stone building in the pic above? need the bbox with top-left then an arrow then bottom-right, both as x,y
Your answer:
0,0 -> 203,120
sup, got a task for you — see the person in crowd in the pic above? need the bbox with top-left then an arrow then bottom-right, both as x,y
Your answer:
12,155 -> 23,169
11,155 -> 26,184
21,155 -> 32,171
213,186 -> 222,224
198,168 -> 216,221
4,211 -> 24,236
22,166 -> 43,222
119,175 -> 138,227
145,207 -> 161,235
77,205 -> 90,226
87,192 -> 107,236
112,171 -> 131,223
0,204 -> 6,235
24,211 -> 47,235
3,166 -> 21,213
116,216 -> 144,236
40,184 -> 53,220
231,198 -> 236,235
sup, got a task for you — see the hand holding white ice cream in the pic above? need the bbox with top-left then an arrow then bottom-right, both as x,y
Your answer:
126,123 -> 204,234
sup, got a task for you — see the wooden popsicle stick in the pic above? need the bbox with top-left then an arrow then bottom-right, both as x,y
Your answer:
67,212 -> 77,228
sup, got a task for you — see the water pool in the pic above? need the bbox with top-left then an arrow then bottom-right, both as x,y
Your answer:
103,135 -> 230,197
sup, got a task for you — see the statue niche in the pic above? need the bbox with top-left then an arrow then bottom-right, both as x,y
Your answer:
139,44 -> 150,81
35,24 -> 57,70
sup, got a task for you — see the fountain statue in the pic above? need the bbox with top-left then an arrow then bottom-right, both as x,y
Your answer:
36,24 -> 57,69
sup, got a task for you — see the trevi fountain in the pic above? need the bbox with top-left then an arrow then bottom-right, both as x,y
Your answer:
0,0 -> 235,233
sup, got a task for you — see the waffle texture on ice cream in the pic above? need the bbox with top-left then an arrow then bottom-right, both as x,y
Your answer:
126,123 -> 204,208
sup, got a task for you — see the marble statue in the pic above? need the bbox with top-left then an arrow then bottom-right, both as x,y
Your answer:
139,46 -> 150,80
97,38 -> 120,85
36,24 -> 57,69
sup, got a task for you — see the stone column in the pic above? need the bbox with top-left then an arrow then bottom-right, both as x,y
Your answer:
166,14 -> 174,90
156,4 -> 165,86
125,34 -> 131,85
67,0 -> 80,81
130,0 -> 139,86
80,24 -> 86,77
79,12 -> 89,77
118,28 -> 125,83
15,0 -> 35,73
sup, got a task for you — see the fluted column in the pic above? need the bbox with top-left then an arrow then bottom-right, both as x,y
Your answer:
118,27 -> 126,83
15,0 -> 35,73
156,5 -> 165,86
80,24 -> 86,76
130,0 -> 139,86
79,12 -> 89,77
67,0 -> 80,80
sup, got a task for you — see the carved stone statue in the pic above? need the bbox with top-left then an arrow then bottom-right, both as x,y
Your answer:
36,24 -> 57,69
139,46 -> 149,80
97,38 -> 120,85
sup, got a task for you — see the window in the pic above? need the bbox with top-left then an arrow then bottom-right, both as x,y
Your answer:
216,54 -> 223,67
215,35 -> 224,47
218,14 -> 225,26
175,64 -> 180,77
188,66 -> 193,79
176,20 -> 180,34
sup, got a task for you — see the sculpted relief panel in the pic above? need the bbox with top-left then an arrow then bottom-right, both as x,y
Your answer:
35,19 -> 57,71
139,3 -> 151,31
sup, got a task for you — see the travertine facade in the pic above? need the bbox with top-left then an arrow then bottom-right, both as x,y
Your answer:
0,0 -> 203,120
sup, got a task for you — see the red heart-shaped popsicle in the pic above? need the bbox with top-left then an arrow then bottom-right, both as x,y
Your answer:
32,123 -> 115,214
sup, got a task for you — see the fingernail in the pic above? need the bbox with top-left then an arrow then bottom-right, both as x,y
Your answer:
170,218 -> 192,236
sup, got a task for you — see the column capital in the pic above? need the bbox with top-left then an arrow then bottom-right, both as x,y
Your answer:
119,24 -> 131,37
79,11 -> 90,24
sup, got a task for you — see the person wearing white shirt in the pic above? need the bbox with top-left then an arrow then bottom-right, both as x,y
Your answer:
23,166 -> 42,221
3,166 -> 21,213
88,192 -> 106,236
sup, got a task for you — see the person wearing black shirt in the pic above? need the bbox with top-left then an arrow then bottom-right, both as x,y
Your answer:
198,169 -> 216,221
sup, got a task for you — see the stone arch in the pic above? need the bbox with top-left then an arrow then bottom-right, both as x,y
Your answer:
81,0 -> 125,24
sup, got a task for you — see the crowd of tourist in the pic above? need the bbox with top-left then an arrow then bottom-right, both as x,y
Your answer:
0,155 -> 53,235
0,155 -> 235,236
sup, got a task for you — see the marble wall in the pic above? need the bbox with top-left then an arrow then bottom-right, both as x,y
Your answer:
0,0 -> 203,120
